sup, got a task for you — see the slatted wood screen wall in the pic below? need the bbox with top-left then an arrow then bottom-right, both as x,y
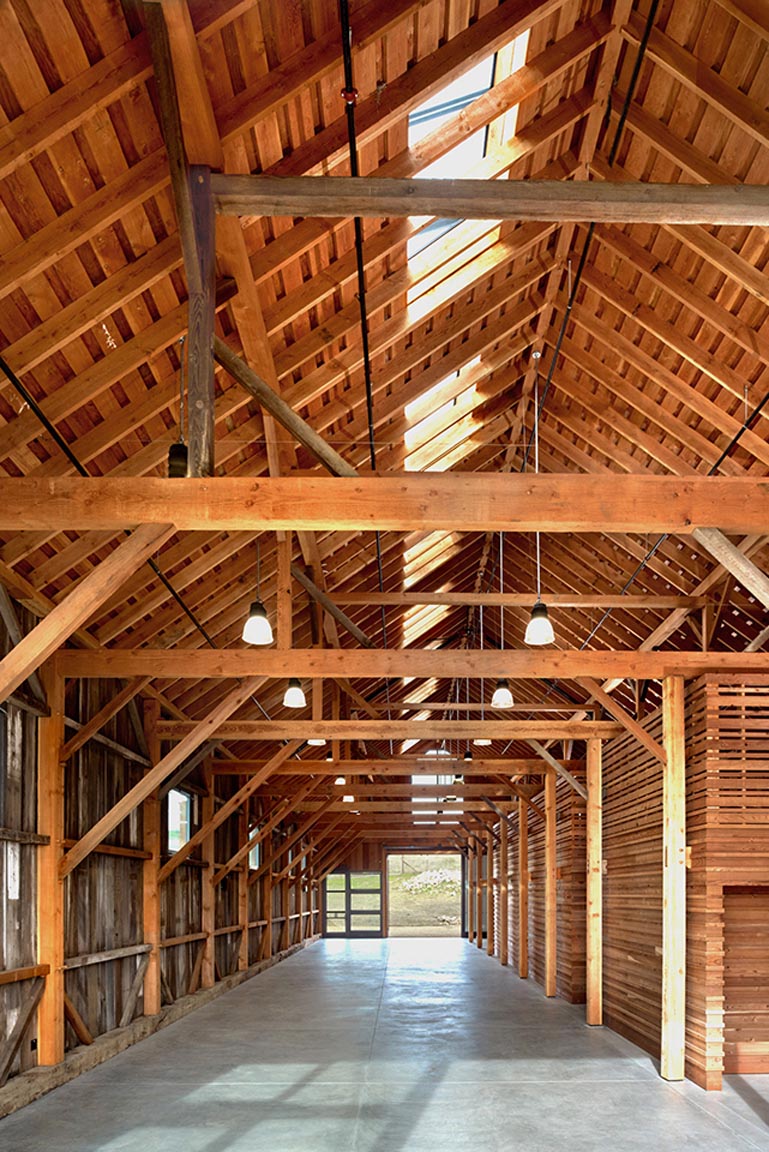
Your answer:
603,675 -> 769,1089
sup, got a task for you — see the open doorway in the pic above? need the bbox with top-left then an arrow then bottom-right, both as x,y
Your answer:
386,852 -> 463,937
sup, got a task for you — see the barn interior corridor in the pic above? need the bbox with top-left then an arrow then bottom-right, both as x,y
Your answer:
1,939 -> 766,1152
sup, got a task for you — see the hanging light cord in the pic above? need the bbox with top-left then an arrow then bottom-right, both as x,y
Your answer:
533,362 -> 542,601
339,0 -> 393,744
499,530 -> 504,649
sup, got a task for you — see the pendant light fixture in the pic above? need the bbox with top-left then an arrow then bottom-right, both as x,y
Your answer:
283,678 -> 306,709
474,606 -> 492,746
525,351 -> 555,646
491,531 -> 514,709
168,336 -> 189,478
242,538 -> 273,645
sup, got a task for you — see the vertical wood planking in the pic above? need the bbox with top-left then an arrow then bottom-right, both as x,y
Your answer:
499,816 -> 509,967
545,772 -> 557,997
661,674 -> 686,1080
586,738 -> 603,1024
36,663 -> 64,1064
187,165 -> 215,477
142,700 -> 162,1015
518,797 -> 529,979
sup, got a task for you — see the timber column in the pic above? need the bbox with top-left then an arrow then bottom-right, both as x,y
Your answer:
661,675 -> 686,1080
586,738 -> 603,1025
486,829 -> 495,957
518,797 -> 528,979
200,762 -> 215,988
498,815 -> 509,967
37,662 -> 64,1064
544,772 -> 557,997
142,700 -> 162,1014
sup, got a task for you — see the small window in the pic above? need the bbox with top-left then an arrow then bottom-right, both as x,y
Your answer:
249,836 -> 260,871
167,788 -> 192,853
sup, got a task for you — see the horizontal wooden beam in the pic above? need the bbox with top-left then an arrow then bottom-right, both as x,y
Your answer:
210,175 -> 769,226
154,721 -> 622,740
210,758 -> 577,776
1,476 -> 767,534
329,592 -> 707,609
55,647 -> 768,680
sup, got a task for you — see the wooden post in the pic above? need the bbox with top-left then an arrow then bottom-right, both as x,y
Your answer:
187,165 -> 215,477
331,682 -> 340,764
518,797 -> 528,979
544,771 -> 557,997
586,738 -> 603,1024
661,674 -> 686,1081
499,815 -> 509,967
280,872 -> 290,951
36,663 -> 65,1065
467,839 -> 475,943
237,806 -> 249,969
261,826 -> 273,960
200,763 -> 215,988
476,836 -> 484,950
486,830 -> 494,957
142,700 -> 162,1015
277,533 -> 293,650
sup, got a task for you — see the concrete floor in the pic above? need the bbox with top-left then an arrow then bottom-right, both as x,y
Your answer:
2,938 -> 768,1151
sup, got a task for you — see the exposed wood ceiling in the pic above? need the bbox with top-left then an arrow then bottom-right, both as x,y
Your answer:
0,0 -> 767,837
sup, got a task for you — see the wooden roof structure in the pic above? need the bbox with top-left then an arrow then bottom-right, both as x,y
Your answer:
0,0 -> 768,848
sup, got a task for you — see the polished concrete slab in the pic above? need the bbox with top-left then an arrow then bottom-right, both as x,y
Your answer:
1,938 -> 767,1151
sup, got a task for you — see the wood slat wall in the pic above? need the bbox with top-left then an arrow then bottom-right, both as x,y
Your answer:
603,675 -> 769,1089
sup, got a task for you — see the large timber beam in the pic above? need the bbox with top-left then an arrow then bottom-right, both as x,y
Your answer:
527,739 -> 588,800
55,648 -> 768,681
0,524 -> 174,704
330,592 -> 707,609
578,677 -> 667,765
2,476 -> 768,534
210,174 -> 769,226
211,758 -> 582,776
691,528 -> 769,609
153,720 -> 622,741
214,336 -> 357,477
290,563 -> 374,648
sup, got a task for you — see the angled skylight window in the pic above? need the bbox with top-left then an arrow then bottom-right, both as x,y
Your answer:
407,56 -> 495,258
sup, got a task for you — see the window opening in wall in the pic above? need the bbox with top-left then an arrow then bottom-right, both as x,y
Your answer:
248,836 -> 260,871
167,788 -> 192,853
323,871 -> 383,937
387,852 -> 462,937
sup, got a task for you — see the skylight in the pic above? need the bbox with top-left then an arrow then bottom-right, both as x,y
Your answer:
406,56 -> 495,259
